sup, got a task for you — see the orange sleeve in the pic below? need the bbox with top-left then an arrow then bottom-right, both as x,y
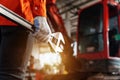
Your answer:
20,0 -> 47,23
30,0 -> 47,17
20,0 -> 34,23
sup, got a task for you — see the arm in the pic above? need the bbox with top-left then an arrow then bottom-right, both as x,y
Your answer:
29,0 -> 47,17
20,0 -> 33,23
30,0 -> 52,42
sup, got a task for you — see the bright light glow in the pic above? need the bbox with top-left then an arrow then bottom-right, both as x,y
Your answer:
32,51 -> 63,74
31,42 -> 64,74
39,53 -> 62,67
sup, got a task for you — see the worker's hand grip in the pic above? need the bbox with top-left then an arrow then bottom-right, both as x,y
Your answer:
33,16 -> 52,43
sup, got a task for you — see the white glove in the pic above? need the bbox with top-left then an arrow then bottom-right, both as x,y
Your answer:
33,16 -> 52,43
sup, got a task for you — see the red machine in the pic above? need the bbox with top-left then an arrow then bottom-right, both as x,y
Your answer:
77,0 -> 120,75
44,0 -> 120,79
47,0 -> 120,75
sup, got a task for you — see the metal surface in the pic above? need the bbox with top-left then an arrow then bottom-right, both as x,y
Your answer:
0,4 -> 34,32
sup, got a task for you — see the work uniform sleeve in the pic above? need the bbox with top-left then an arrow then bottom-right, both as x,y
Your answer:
20,0 -> 34,23
20,0 -> 47,23
29,0 -> 47,17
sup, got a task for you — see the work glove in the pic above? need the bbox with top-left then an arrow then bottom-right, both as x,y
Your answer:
33,16 -> 65,53
33,16 -> 52,43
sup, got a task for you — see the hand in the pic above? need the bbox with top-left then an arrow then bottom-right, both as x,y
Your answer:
33,16 -> 52,43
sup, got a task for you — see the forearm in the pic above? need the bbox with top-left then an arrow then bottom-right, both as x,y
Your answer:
30,0 -> 47,17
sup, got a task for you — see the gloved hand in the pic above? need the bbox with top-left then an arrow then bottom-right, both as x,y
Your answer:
33,16 -> 52,43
